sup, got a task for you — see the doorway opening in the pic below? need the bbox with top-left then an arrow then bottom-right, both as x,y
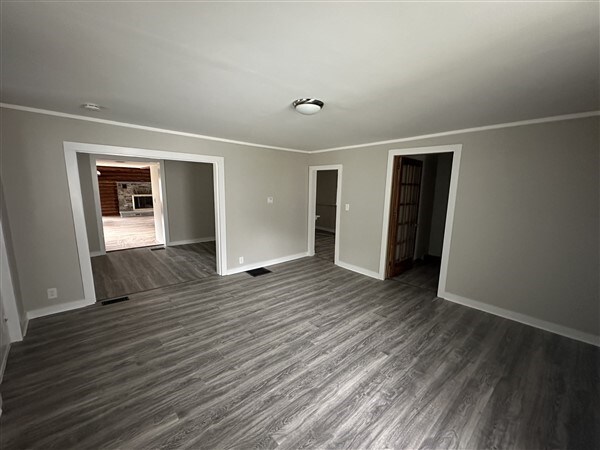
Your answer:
66,142 -> 227,306
379,145 -> 462,296
308,165 -> 342,264
78,156 -> 218,301
94,159 -> 166,252
385,152 -> 453,291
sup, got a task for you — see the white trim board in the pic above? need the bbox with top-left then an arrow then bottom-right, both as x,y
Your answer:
307,165 -> 343,266
1,103 -> 307,154
336,260 -> 382,280
26,299 -> 95,321
0,344 -> 10,384
168,237 -> 215,246
311,111 -> 600,153
0,209 -> 24,342
64,141 -> 228,307
2,103 -> 597,154
439,291 -> 600,347
225,252 -> 309,276
378,144 -> 463,296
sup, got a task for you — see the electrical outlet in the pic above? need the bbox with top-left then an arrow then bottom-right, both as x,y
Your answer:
239,256 -> 244,264
47,288 -> 58,299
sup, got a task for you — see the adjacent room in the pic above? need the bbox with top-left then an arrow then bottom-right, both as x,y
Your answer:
1,2 -> 598,449
77,153 -> 219,301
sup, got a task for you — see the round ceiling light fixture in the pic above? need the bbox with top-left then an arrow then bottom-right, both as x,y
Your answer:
292,98 -> 324,115
81,102 -> 102,112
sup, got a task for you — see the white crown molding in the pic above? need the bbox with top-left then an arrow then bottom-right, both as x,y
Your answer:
2,103 -> 598,154
311,110 -> 600,153
0,103 -> 309,154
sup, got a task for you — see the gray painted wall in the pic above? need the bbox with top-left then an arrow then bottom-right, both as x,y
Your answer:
428,152 -> 453,257
77,153 -> 103,254
1,106 -> 598,339
1,107 -> 308,313
164,161 -> 215,243
413,154 -> 437,260
309,117 -> 599,336
315,170 -> 338,232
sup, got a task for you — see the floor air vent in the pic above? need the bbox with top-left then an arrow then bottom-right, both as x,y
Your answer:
246,268 -> 272,277
101,296 -> 130,306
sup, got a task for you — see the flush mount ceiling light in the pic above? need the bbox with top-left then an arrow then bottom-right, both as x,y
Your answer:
80,102 -> 103,112
292,98 -> 324,115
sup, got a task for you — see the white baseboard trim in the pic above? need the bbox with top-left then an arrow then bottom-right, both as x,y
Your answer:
225,252 -> 309,275
0,343 -> 10,385
315,226 -> 336,233
26,299 -> 95,321
89,250 -> 105,257
168,237 -> 215,246
20,317 -> 28,338
439,291 -> 600,347
336,260 -> 384,280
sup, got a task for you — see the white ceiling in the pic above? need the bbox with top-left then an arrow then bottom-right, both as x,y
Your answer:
2,2 -> 598,151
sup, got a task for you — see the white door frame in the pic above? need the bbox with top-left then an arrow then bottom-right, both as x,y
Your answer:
149,161 -> 168,245
89,156 -> 106,256
0,219 -> 24,342
91,158 -> 170,254
378,144 -> 462,297
307,165 -> 342,265
64,141 -> 227,304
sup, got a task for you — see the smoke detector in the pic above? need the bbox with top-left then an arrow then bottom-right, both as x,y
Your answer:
81,103 -> 103,112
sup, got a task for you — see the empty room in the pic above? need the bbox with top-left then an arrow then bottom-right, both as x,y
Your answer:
0,2 -> 598,449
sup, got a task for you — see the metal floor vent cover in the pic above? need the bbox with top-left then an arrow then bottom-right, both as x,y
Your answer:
101,296 -> 130,306
246,267 -> 272,277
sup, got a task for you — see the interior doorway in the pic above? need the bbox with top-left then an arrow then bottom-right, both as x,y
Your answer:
308,165 -> 342,264
65,142 -> 227,306
94,159 -> 166,252
385,152 -> 453,291
379,145 -> 462,296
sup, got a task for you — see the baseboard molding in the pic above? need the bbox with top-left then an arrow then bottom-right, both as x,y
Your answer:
0,343 -> 10,385
336,260 -> 383,280
20,317 -> 28,338
440,291 -> 600,347
315,226 -> 336,233
168,237 -> 215,246
89,250 -> 105,257
226,252 -> 309,275
26,299 -> 95,320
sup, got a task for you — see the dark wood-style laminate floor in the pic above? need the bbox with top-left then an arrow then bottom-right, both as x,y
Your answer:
92,242 -> 216,300
393,258 -> 441,292
2,256 -> 599,449
315,229 -> 335,262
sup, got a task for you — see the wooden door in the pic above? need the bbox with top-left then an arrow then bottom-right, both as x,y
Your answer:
386,157 -> 423,278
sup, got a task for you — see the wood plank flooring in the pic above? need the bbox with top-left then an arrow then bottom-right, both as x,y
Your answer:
92,242 -> 216,300
2,256 -> 599,449
102,215 -> 158,252
315,229 -> 335,262
393,258 -> 441,292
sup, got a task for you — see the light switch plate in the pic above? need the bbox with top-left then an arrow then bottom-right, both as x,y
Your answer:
267,197 -> 274,204
345,203 -> 350,211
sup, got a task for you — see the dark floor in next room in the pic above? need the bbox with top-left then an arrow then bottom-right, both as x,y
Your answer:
92,242 -> 216,300
315,229 -> 335,262
2,256 -> 598,449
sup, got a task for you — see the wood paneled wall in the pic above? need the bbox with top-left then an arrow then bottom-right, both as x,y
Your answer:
96,166 -> 151,216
